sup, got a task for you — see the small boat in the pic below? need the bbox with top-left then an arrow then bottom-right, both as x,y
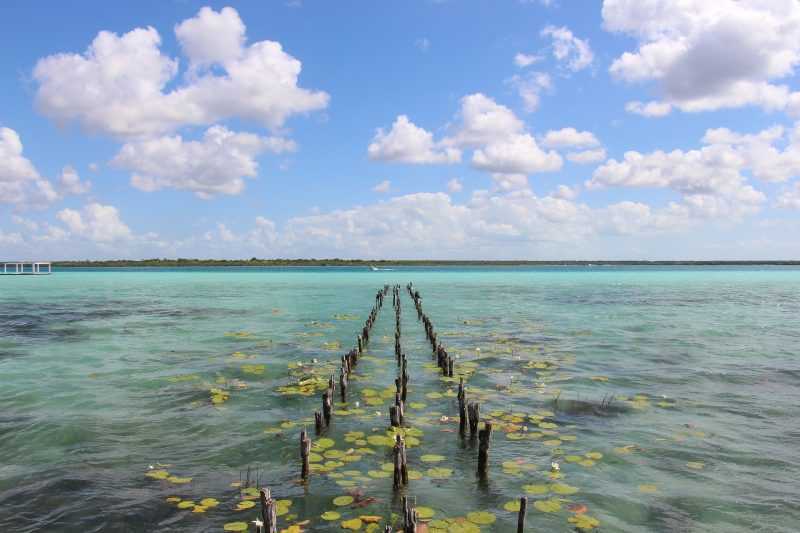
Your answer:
369,265 -> 379,271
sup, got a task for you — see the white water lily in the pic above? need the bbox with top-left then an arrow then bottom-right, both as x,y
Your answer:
252,518 -> 264,527
551,461 -> 560,471
355,401 -> 360,408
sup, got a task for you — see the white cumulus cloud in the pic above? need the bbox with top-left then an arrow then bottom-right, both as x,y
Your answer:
113,125 -> 295,198
604,0 -> 800,116
33,6 -> 329,138
368,115 -> 460,164
541,25 -> 594,72
57,203 -> 132,242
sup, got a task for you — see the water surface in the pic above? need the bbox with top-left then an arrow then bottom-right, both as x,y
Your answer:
1,266 -> 798,532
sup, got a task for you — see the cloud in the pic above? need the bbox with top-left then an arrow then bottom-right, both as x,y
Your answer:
541,127 -> 600,148
0,126 -> 59,208
567,148 -> 607,164
58,166 -> 91,195
112,125 -> 295,198
603,0 -> 800,115
588,128 -> 770,218
541,25 -> 594,72
33,6 -> 328,138
444,93 -> 524,148
56,203 -> 132,242
514,52 -> 543,68
368,115 -> 460,164
491,173 -> 529,191
472,133 -> 562,174
776,182 -> 800,209
373,180 -> 391,193
508,72 -> 552,112
446,178 -> 463,193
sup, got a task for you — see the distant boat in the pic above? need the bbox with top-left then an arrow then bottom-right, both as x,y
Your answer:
370,265 -> 379,271
369,265 -> 394,271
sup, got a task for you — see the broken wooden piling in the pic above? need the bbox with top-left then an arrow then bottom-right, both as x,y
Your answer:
259,488 -> 277,533
300,430 -> 311,480
517,496 -> 527,532
477,421 -> 493,476
467,402 -> 480,437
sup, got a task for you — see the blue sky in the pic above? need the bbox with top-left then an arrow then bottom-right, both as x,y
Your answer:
2,0 -> 800,260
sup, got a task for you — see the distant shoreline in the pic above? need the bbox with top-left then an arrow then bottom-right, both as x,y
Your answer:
51,259 -> 800,267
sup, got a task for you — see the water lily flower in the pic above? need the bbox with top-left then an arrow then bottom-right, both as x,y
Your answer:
252,518 -> 264,527
551,462 -> 560,472
440,415 -> 449,422
355,401 -> 360,408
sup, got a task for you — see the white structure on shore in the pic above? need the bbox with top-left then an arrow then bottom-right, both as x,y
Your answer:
1,261 -> 52,275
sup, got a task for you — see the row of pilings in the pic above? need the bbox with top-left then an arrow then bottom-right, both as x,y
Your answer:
406,282 -> 529,532
257,286 -> 391,533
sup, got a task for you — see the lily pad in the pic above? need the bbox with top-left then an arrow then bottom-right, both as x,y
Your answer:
223,522 -> 249,532
551,483 -> 579,495
321,511 -> 341,520
417,506 -> 436,519
421,454 -> 446,463
503,500 -> 521,512
639,484 -> 658,493
533,498 -> 561,513
523,484 -> 549,495
316,438 -> 335,449
466,511 -> 496,525
341,518 -> 363,530
333,495 -> 354,506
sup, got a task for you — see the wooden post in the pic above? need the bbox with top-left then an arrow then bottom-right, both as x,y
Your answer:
314,411 -> 323,434
390,405 -> 400,427
300,430 -> 311,480
339,368 -> 348,402
402,495 -> 418,533
322,391 -> 332,426
458,379 -> 467,436
477,421 -> 493,476
517,496 -> 527,532
392,435 -> 403,489
468,402 -> 480,436
259,488 -> 277,533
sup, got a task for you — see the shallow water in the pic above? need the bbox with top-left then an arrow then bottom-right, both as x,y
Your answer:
1,266 -> 799,532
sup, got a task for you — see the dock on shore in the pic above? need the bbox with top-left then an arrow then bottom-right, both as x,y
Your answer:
1,261 -> 52,275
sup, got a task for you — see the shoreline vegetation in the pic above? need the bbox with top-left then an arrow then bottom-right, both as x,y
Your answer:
51,259 -> 800,267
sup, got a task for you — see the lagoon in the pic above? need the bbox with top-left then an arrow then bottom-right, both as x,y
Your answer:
1,266 -> 799,532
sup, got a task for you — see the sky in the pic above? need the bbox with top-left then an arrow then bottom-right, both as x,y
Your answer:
2,0 -> 800,260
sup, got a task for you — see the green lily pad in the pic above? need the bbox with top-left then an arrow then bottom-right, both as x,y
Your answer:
551,483 -> 579,495
417,506 -> 436,519
316,438 -> 335,449
321,511 -> 341,520
333,495 -> 354,506
533,498 -> 561,513
503,500 -> 521,512
421,454 -> 445,463
466,511 -> 496,525
223,522 -> 249,532
341,518 -> 363,530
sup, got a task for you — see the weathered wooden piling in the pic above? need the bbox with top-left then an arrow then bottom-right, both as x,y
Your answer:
458,378 -> 467,435
517,496 -> 527,532
389,405 -> 401,427
392,434 -> 408,489
402,495 -> 418,533
322,391 -> 332,426
259,488 -> 277,533
314,411 -> 323,434
339,368 -> 348,402
300,430 -> 311,480
477,421 -> 493,476
467,402 -> 480,436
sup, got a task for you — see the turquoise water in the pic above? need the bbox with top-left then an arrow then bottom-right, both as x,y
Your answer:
1,267 -> 799,532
